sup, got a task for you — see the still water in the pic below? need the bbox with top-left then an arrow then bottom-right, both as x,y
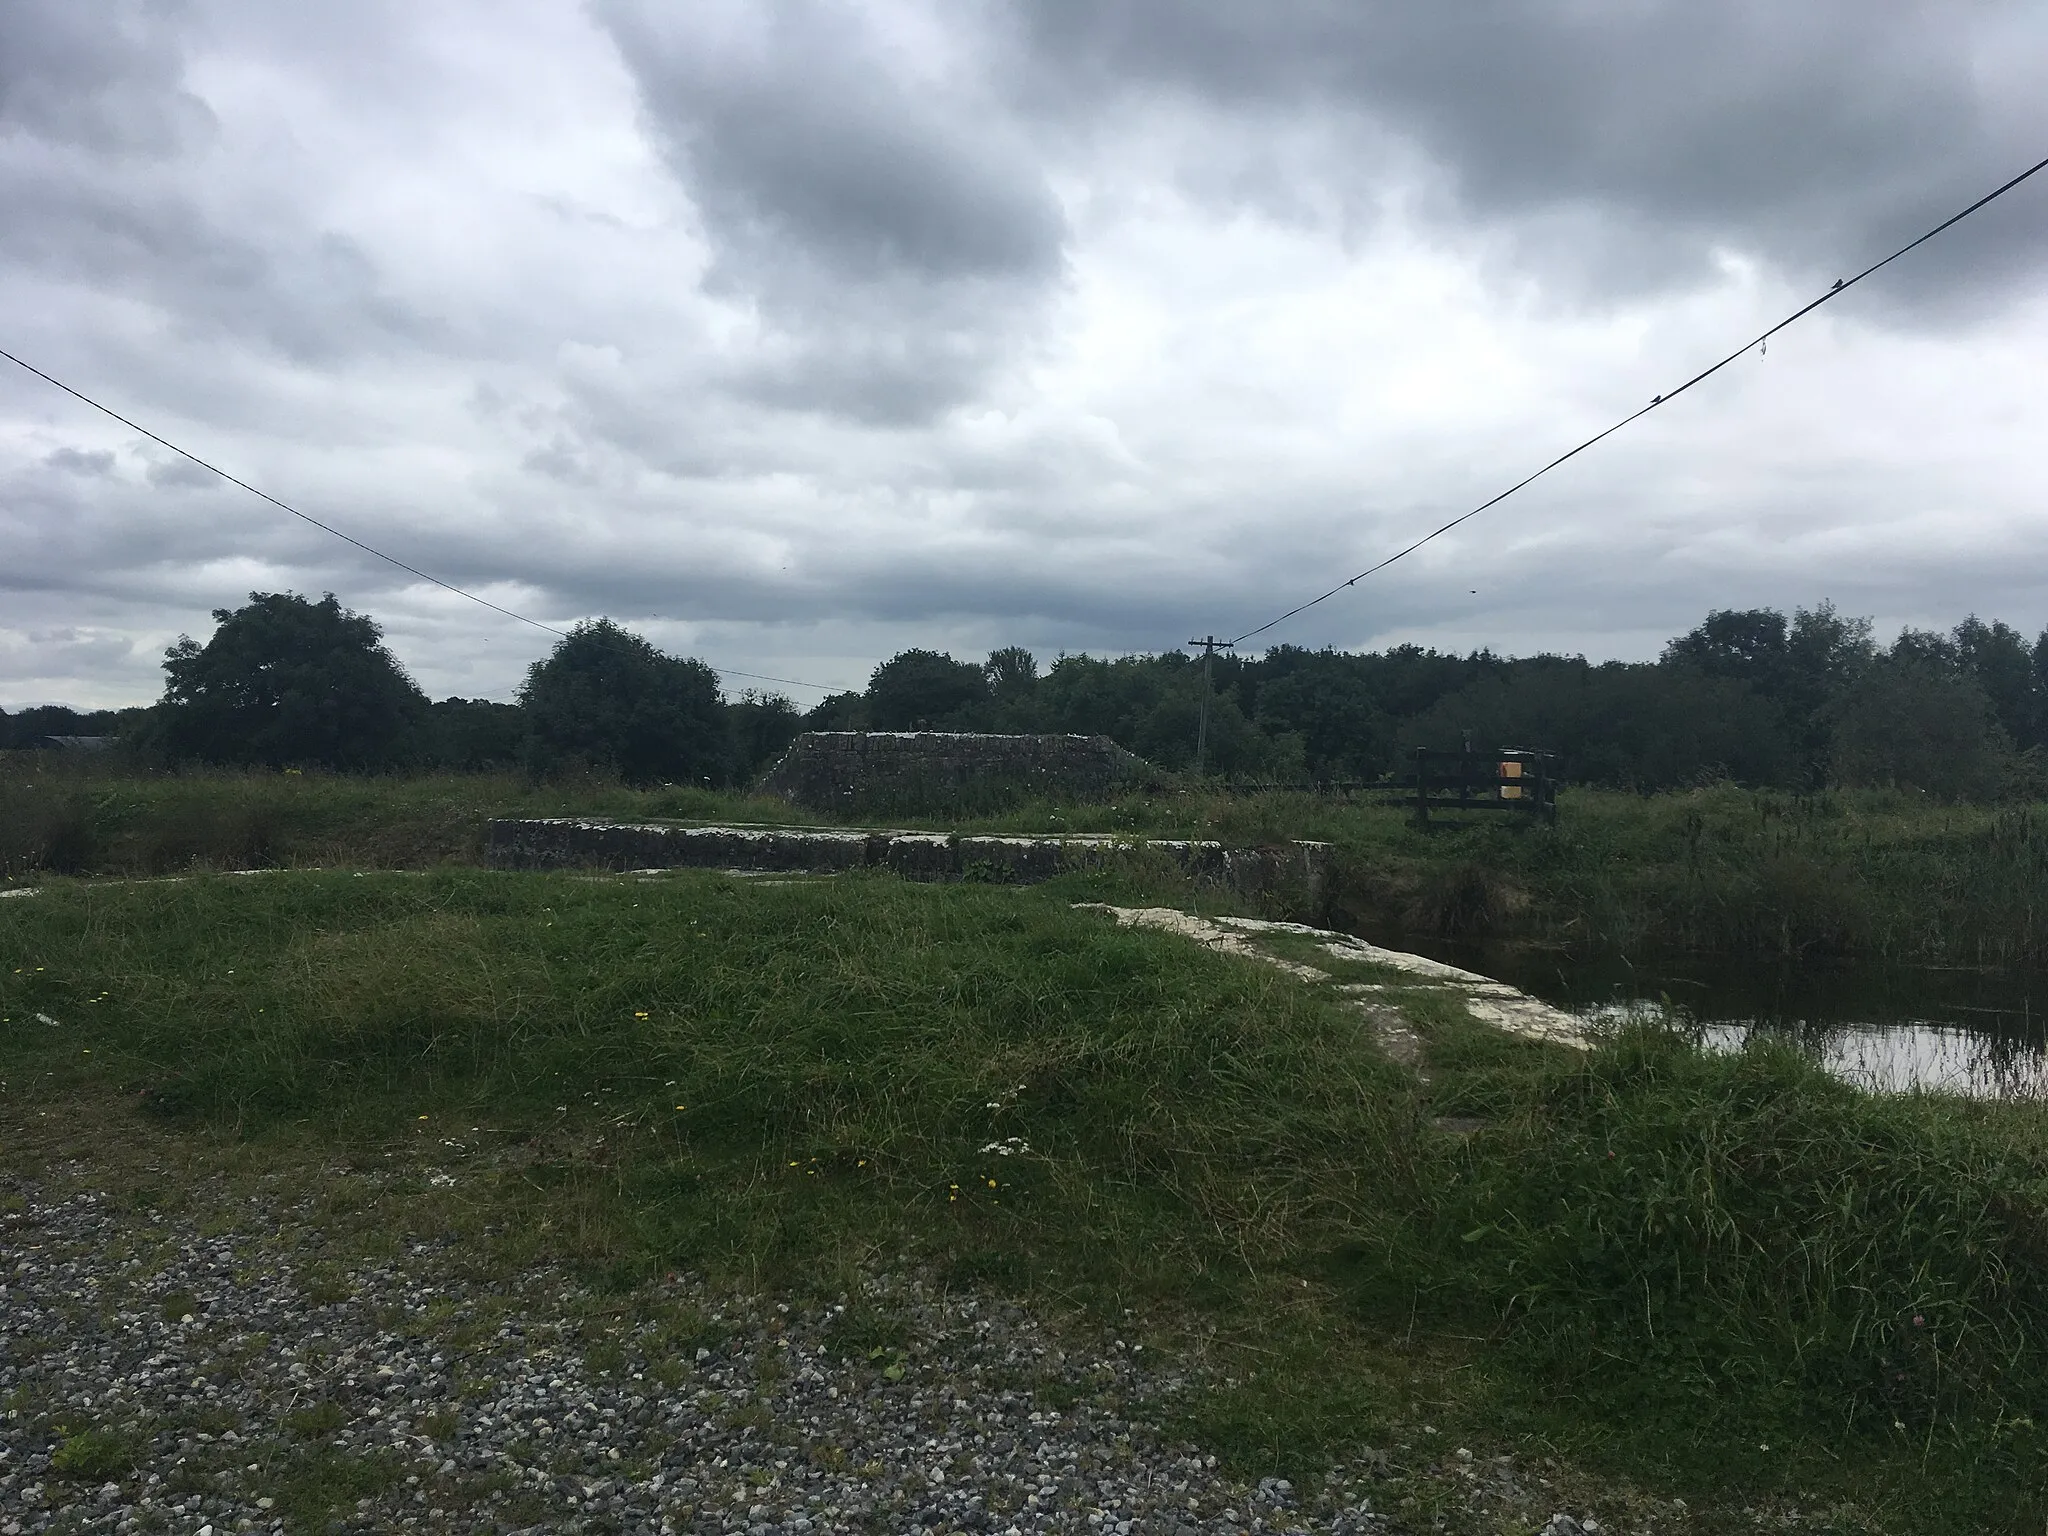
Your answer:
1397,938 -> 2048,1099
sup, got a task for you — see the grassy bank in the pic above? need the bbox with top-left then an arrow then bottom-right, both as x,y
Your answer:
6,868 -> 2047,1531
960,784 -> 2048,966
10,754 -> 2048,965
0,755 -> 814,877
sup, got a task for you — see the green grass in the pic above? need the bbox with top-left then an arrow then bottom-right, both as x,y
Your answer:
7,868 -> 2048,1531
0,753 -> 815,879
957,782 -> 2048,966
13,755 -> 2048,966
1231,927 -> 1422,986
49,1424 -> 139,1480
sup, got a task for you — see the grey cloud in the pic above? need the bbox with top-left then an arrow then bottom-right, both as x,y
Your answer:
2,449 -> 337,611
520,441 -> 599,487
0,3 -> 445,376
145,456 -> 218,490
19,627 -> 137,667
599,0 -> 1062,283
0,162 -> 444,368
0,0 -> 215,157
723,275 -> 1049,424
1019,1 -> 2048,310
46,447 -> 116,477
594,0 -> 1069,420
5,0 -> 2046,711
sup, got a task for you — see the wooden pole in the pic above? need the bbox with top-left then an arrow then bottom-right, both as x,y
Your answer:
1187,636 -> 1232,779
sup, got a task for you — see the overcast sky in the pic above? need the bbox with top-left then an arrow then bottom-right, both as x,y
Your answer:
4,0 -> 2047,708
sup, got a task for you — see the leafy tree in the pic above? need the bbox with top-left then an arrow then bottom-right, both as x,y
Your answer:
801,691 -> 869,731
1351,643 -> 1499,720
729,691 -> 803,782
416,698 -> 526,771
1828,656 -> 2007,801
1399,657 -> 1797,790
0,704 -> 134,750
984,646 -> 1039,707
1952,615 -> 2041,749
1034,653 -> 1171,742
154,592 -> 426,770
520,620 -> 726,785
1662,604 -> 1876,785
1785,602 -> 1875,691
1247,647 -> 1393,780
1034,652 -> 1294,776
1778,602 -> 1876,781
865,649 -> 988,730
1662,608 -> 1790,686
1889,626 -> 1960,670
1133,688 -> 1291,776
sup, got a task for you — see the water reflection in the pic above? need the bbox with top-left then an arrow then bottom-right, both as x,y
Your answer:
1693,1017 -> 2048,1098
1380,935 -> 2048,1099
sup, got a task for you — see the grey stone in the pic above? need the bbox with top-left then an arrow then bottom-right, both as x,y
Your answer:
484,816 -> 1329,906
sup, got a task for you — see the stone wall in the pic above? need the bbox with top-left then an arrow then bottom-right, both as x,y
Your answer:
757,731 -> 1159,815
484,818 -> 1329,908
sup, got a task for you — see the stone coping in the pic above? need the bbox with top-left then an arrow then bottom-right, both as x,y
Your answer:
484,817 -> 1330,898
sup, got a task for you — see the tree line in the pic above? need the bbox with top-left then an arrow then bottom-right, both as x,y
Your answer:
4,591 -> 2043,800
810,605 -> 2048,800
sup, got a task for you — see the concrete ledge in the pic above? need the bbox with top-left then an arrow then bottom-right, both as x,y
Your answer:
484,818 -> 1328,901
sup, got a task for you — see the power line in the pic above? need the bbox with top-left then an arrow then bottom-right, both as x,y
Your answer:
1224,149 -> 2048,649
0,344 -> 845,693
708,666 -> 847,693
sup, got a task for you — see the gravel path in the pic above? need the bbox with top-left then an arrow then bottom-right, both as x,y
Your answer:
0,1177 -> 1492,1536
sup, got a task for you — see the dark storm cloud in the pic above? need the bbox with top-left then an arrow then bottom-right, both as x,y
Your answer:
1019,0 -> 2048,309
592,0 -> 1070,421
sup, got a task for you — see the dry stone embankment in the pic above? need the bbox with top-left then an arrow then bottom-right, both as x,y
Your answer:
484,820 -> 1331,904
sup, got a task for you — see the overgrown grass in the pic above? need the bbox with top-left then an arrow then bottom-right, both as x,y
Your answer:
6,869 -> 2048,1530
0,753 -> 809,878
1385,1019 -> 2048,1498
12,755 -> 2048,966
960,783 -> 2048,965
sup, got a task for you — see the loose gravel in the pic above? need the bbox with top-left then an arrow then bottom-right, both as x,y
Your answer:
0,1173 -> 1598,1536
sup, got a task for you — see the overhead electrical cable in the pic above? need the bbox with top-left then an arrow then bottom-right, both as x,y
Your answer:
0,343 -> 844,694
1223,149 -> 2048,649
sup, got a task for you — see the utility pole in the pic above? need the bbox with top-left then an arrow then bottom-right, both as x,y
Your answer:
1187,635 -> 1233,778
